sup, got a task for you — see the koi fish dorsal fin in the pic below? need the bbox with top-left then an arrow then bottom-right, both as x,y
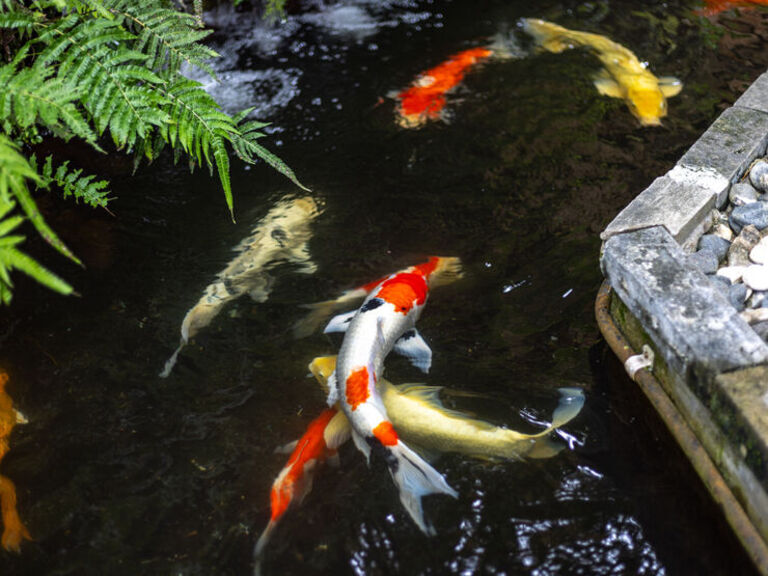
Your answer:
323,310 -> 357,334
658,76 -> 683,98
393,329 -> 432,373
395,383 -> 493,427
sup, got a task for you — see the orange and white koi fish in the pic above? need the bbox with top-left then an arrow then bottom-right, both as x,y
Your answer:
324,257 -> 462,534
522,18 -> 683,126
394,47 -> 494,128
292,256 -> 463,338
161,195 -> 322,377
252,407 -> 349,575
0,370 -> 31,552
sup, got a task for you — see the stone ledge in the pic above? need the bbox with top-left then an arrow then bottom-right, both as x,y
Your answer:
735,72 -> 768,115
601,226 -> 768,379
602,107 -> 768,245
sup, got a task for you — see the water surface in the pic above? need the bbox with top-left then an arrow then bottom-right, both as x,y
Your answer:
3,1 -> 768,574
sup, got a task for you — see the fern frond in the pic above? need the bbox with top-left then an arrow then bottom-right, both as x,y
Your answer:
32,155 -> 111,208
161,77 -> 239,217
37,16 -> 169,150
0,136 -> 74,301
231,119 -> 309,192
96,0 -> 216,79
0,8 -> 43,37
0,59 -> 98,146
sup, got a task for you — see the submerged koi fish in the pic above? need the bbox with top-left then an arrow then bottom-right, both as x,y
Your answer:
310,356 -> 585,461
292,256 -> 463,339
252,407 -> 349,576
324,257 -> 463,534
0,370 -> 31,552
521,18 -> 683,126
394,47 -> 494,128
161,196 -> 322,377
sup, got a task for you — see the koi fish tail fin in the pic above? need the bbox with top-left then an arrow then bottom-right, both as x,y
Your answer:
159,341 -> 184,378
428,256 -> 464,288
527,387 -> 585,459
551,387 -> 585,429
0,475 -> 32,553
386,441 -> 458,536
519,18 -> 570,53
252,520 -> 276,576
488,30 -> 526,60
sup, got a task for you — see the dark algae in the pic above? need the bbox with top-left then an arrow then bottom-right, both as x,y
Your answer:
3,1 -> 768,574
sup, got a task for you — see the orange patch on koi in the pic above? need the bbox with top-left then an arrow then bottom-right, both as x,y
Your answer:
412,256 -> 441,279
396,47 -> 493,128
345,367 -> 371,410
372,421 -> 399,447
376,272 -> 428,314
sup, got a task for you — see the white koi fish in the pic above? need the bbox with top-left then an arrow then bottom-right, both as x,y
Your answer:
521,18 -> 683,126
324,256 -> 462,535
160,195 -> 322,377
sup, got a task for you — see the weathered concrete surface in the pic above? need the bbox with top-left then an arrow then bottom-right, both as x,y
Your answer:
735,72 -> 768,115
600,173 -> 719,248
602,106 -> 768,244
678,107 -> 768,204
602,226 -> 768,379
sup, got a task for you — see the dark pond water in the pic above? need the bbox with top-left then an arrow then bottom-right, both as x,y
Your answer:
3,1 -> 768,574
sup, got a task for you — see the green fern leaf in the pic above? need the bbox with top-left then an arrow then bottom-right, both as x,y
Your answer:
32,154 -> 112,208
98,0 -> 217,79
0,245 -> 73,296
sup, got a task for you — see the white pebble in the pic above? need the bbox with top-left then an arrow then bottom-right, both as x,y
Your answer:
716,265 -> 749,284
743,265 -> 768,291
751,239 -> 768,264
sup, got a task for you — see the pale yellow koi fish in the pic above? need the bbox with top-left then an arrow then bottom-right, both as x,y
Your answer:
309,356 -> 584,462
522,18 -> 683,126
160,195 -> 323,377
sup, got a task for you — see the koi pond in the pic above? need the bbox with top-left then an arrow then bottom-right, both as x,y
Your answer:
3,0 -> 768,574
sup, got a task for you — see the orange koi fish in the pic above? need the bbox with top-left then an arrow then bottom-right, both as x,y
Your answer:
394,47 -> 494,128
253,408 -> 349,575
292,256 -> 463,338
324,257 -> 462,534
0,370 -> 31,552
697,0 -> 768,14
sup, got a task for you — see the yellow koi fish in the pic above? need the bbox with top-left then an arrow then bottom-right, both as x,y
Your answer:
309,356 -> 584,461
521,18 -> 683,126
161,195 -> 322,377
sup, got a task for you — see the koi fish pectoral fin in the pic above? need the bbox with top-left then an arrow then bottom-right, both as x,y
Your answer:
393,329 -> 432,373
323,310 -> 357,334
658,76 -> 683,98
592,74 -> 624,98
274,440 -> 299,455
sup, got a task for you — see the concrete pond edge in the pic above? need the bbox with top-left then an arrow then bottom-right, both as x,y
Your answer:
599,71 -> 768,560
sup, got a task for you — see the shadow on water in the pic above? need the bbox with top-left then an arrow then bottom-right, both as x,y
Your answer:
2,0 -> 768,574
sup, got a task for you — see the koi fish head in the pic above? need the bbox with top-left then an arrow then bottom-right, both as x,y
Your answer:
308,356 -> 337,394
625,74 -> 682,127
